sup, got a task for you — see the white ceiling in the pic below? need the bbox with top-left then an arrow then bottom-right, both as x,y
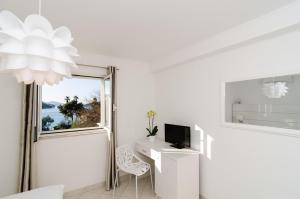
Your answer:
0,0 -> 297,62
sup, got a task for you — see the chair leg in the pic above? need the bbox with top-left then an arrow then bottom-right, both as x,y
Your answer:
135,175 -> 138,199
149,167 -> 154,193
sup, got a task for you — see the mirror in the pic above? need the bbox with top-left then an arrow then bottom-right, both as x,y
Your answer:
225,74 -> 300,130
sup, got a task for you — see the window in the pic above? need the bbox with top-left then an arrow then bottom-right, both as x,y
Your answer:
40,76 -> 104,134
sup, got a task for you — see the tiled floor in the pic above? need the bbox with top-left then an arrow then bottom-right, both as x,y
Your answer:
65,177 -> 158,199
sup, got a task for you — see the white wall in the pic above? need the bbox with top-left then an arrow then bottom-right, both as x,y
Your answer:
36,51 -> 156,192
154,28 -> 300,199
0,75 -> 22,197
36,132 -> 108,192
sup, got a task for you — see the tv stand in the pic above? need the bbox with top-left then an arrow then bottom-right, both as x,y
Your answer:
170,143 -> 185,149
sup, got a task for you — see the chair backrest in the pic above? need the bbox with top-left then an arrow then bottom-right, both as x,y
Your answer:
116,145 -> 134,169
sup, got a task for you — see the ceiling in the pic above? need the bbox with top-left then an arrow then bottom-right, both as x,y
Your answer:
0,0 -> 296,62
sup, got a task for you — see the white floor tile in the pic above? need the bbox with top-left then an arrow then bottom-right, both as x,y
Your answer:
64,177 -> 157,199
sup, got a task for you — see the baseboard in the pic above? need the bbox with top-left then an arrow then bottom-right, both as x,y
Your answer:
64,174 -> 129,198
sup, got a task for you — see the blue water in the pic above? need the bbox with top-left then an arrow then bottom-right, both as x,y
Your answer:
42,107 -> 66,130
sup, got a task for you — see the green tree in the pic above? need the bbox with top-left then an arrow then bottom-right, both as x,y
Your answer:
58,96 -> 84,124
42,115 -> 54,131
65,96 -> 70,103
53,121 -> 71,130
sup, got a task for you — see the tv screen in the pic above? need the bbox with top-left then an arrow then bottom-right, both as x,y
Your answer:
165,124 -> 190,149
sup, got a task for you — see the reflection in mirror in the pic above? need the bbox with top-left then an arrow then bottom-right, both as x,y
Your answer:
225,74 -> 300,130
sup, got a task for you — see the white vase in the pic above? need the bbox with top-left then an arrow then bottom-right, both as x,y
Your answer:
148,135 -> 156,142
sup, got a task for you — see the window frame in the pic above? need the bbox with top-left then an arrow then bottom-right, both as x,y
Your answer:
38,74 -> 106,136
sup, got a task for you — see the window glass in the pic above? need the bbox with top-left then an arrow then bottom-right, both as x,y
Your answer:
41,76 -> 102,133
104,77 -> 111,128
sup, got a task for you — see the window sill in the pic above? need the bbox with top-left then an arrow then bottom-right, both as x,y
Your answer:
39,128 -> 108,140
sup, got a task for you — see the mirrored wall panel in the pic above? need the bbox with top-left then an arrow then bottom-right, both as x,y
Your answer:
225,74 -> 300,130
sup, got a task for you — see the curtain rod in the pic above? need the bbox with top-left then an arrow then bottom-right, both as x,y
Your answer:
76,63 -> 119,70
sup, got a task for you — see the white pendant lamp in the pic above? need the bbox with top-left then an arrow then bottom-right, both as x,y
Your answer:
0,0 -> 78,85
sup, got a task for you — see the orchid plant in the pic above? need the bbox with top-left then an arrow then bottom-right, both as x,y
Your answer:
146,110 -> 158,137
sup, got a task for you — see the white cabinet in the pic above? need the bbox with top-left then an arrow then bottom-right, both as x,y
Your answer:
156,154 -> 178,199
135,139 -> 199,199
155,153 -> 199,199
176,154 -> 199,199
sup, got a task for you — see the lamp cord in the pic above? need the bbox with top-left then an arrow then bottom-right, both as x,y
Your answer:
38,0 -> 42,15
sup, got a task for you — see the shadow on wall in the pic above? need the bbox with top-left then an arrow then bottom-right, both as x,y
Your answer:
195,124 -> 214,160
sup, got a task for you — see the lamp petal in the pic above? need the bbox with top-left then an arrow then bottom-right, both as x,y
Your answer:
51,61 -> 71,76
57,46 -> 79,56
0,54 -> 27,70
0,10 -> 23,30
27,56 -> 50,71
0,37 -> 24,54
53,26 -> 73,43
14,69 -> 33,83
53,48 -> 75,64
0,10 -> 25,39
0,31 -> 18,44
32,71 -> 46,85
24,14 -> 53,36
24,35 -> 54,58
45,71 -> 63,85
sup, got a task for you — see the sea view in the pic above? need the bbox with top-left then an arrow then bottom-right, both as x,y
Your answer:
42,106 -> 66,130
41,77 -> 101,132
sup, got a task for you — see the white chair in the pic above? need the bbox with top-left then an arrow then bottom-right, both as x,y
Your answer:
114,145 -> 153,199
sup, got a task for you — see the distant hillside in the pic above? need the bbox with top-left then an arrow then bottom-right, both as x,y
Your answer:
42,102 -> 55,109
47,101 -> 62,107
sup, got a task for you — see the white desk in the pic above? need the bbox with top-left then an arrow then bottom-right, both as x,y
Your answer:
135,139 -> 199,199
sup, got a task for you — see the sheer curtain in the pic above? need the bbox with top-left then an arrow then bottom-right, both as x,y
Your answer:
105,66 -> 118,191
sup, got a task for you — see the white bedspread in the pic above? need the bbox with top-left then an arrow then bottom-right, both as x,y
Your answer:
0,185 -> 64,199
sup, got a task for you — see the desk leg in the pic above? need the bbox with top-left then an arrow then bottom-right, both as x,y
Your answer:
150,167 -> 154,192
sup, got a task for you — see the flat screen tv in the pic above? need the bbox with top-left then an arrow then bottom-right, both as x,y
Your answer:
165,123 -> 190,149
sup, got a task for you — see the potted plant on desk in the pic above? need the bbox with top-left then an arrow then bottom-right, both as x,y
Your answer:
146,110 -> 158,142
